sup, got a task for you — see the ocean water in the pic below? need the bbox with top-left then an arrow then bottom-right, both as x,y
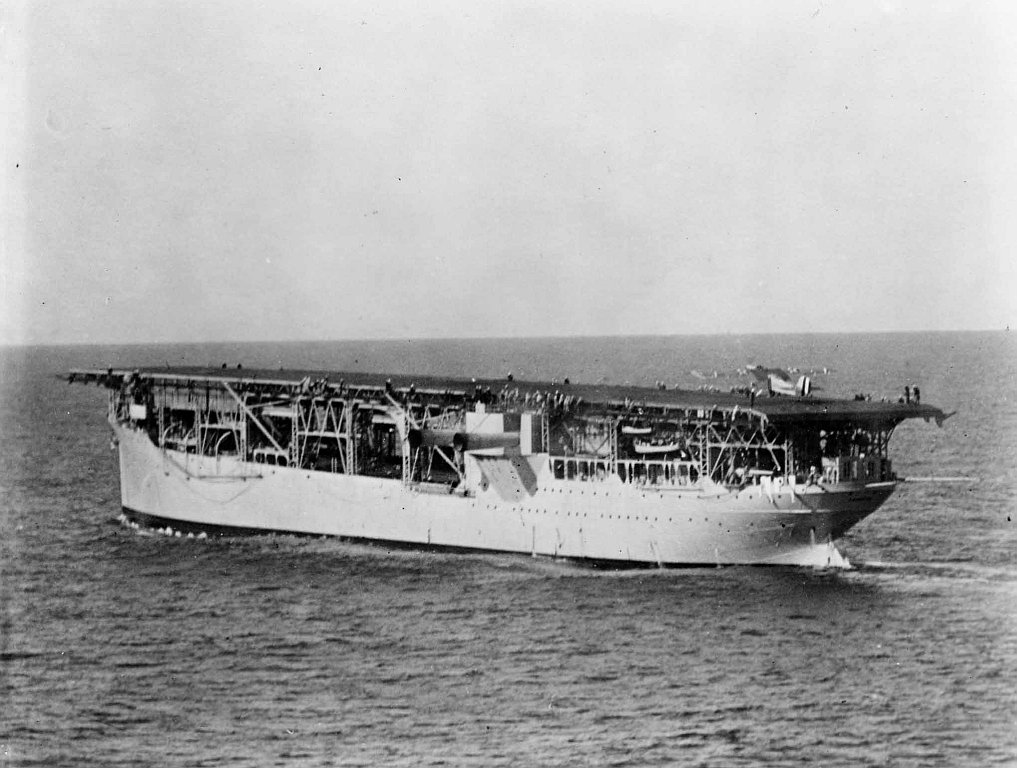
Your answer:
1,332 -> 1015,767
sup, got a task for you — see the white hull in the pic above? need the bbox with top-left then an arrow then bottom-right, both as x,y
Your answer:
114,423 -> 895,567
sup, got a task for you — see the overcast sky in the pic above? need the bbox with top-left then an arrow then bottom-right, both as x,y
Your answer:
3,0 -> 1015,345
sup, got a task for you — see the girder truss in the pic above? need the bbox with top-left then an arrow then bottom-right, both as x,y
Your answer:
102,371 -> 905,487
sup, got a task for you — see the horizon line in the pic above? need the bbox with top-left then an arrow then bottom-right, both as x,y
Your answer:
1,327 -> 1011,350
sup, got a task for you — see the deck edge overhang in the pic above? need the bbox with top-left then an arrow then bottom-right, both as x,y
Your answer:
67,366 -> 948,426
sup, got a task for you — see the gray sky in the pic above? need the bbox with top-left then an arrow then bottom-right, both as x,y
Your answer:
3,0 -> 1015,344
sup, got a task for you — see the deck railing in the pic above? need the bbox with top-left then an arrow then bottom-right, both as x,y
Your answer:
549,456 -> 700,487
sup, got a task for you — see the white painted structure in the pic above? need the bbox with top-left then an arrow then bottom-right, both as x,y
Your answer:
114,419 -> 894,567
67,365 -> 945,568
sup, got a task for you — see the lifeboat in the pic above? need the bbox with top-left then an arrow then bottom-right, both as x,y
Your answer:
633,440 -> 683,455
621,425 -> 653,435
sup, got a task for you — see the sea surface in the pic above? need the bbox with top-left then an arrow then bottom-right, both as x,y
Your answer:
2,332 -> 1015,767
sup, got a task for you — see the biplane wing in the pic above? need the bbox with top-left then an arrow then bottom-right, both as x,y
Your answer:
746,364 -> 813,397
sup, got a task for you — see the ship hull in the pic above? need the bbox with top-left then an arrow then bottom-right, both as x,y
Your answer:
114,423 -> 894,568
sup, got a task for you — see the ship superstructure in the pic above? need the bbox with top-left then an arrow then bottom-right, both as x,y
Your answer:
69,366 -> 947,567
